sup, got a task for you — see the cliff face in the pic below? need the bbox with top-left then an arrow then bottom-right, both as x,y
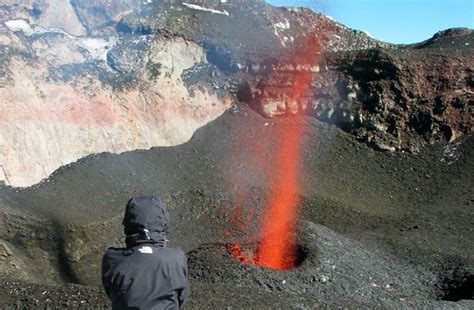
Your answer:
0,0 -> 472,187
0,1 -> 233,187
255,28 -> 473,152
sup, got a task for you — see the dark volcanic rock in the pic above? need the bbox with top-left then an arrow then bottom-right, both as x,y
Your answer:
248,29 -> 473,153
315,41 -> 473,152
123,0 -> 472,153
0,106 -> 473,308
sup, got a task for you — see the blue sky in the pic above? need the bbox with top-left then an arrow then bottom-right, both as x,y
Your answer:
266,0 -> 473,44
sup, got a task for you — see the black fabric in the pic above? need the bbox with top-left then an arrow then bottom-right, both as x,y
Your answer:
123,196 -> 169,237
102,245 -> 189,310
125,231 -> 167,248
102,196 -> 189,309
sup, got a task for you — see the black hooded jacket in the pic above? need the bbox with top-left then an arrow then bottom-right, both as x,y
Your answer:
102,197 -> 190,310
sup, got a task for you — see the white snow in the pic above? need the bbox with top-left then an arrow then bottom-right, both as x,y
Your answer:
274,19 -> 290,30
5,19 -> 117,63
364,31 -> 374,38
324,15 -> 334,21
5,20 -> 34,36
78,37 -> 118,62
273,28 -> 285,46
182,3 -> 229,16
273,19 -> 292,47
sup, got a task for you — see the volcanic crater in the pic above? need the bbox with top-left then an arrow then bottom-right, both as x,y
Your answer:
0,0 -> 473,309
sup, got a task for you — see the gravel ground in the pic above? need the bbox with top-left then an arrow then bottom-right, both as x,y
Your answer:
0,106 -> 473,308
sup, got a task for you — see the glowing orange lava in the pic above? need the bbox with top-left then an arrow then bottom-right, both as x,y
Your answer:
254,121 -> 303,269
254,69 -> 313,270
226,37 -> 319,270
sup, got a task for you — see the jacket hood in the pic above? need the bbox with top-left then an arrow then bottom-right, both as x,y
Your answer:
122,196 -> 169,247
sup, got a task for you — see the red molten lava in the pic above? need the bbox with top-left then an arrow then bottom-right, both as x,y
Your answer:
226,37 -> 319,270
227,116 -> 304,270
254,80 -> 312,270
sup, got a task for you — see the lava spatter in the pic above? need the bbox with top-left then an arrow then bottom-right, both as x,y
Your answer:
227,38 -> 318,270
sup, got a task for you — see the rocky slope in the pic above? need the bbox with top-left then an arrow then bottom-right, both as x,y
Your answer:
0,106 -> 472,308
0,0 -> 234,187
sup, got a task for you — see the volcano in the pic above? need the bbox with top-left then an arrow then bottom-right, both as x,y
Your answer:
0,0 -> 473,308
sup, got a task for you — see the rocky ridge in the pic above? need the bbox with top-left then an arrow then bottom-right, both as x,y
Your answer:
248,28 -> 473,152
0,1 -> 472,183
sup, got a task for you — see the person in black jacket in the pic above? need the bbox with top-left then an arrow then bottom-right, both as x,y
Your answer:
102,196 -> 190,309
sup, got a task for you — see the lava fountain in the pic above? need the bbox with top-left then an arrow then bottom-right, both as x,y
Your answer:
254,64 -> 314,270
254,114 -> 304,269
227,37 -> 319,270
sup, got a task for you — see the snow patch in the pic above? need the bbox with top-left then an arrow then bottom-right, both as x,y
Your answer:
5,20 -> 34,36
274,18 -> 290,30
273,29 -> 286,47
364,31 -> 374,38
273,18 -> 292,47
5,19 -> 117,63
182,3 -> 229,16
78,37 -> 118,62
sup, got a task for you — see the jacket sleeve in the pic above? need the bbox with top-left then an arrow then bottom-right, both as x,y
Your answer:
177,252 -> 190,308
101,251 -> 113,297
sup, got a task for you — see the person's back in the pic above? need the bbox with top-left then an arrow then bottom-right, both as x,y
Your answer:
102,196 -> 190,310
